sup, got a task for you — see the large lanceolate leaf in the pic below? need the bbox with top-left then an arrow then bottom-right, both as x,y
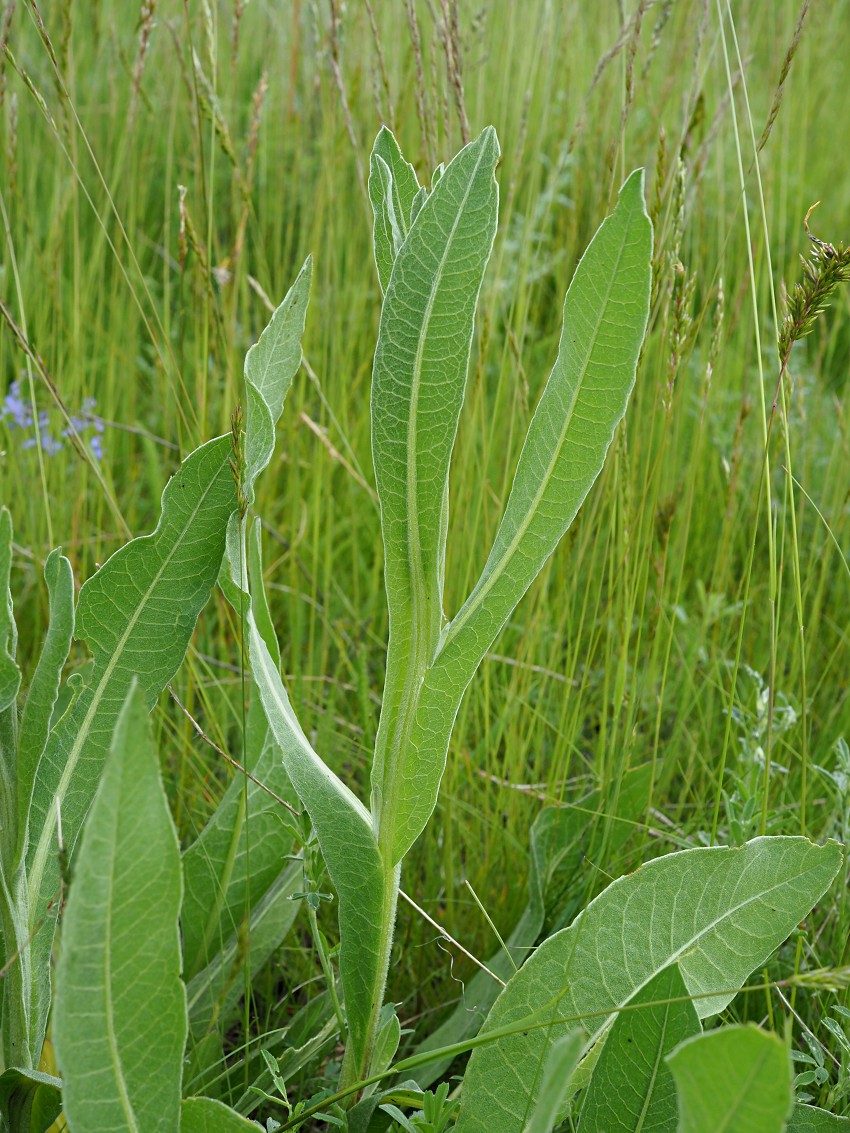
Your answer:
247,612 -> 388,1075
54,684 -> 185,1133
455,838 -> 841,1133
369,127 -> 421,293
413,765 -> 652,1088
577,963 -> 700,1132
667,1025 -> 792,1133
23,434 -> 235,1060
789,1107 -> 850,1130
370,126 -> 500,862
382,168 -> 652,867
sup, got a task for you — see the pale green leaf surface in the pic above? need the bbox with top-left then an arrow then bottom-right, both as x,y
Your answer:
370,125 -> 500,864
387,168 -> 652,866
54,683 -> 185,1133
524,1031 -> 584,1133
25,434 -> 235,1058
243,257 -> 311,501
412,765 -> 652,1088
247,610 -> 386,1067
578,963 -> 700,1133
667,1025 -> 792,1133
17,549 -> 74,836
788,1105 -> 850,1130
369,127 -> 421,292
181,1097 -> 262,1131
455,838 -> 841,1133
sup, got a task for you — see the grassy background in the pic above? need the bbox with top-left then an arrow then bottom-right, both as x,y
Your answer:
3,0 -> 850,1113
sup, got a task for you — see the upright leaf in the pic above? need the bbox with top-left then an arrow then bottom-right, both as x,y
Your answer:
385,168 -> 652,865
370,125 -> 500,861
455,837 -> 841,1133
667,1025 -> 792,1133
53,684 -> 185,1133
23,433 -> 235,1062
368,127 -> 421,293
524,1031 -> 585,1133
578,963 -> 700,1132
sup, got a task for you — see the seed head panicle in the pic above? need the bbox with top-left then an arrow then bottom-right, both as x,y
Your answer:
779,203 -> 850,365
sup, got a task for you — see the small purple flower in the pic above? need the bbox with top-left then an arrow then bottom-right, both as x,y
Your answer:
2,381 -> 107,460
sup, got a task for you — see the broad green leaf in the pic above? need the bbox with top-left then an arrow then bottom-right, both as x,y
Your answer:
186,856 -> 302,1038
578,963 -> 700,1132
181,1097 -> 262,1131
788,1106 -> 850,1130
0,1067 -> 61,1133
384,168 -> 652,866
17,548 -> 74,836
455,837 -> 841,1133
23,434 -> 235,1064
247,610 -> 387,1075
53,683 -> 185,1133
524,1031 -> 584,1133
370,125 -> 500,864
413,765 -> 652,1088
368,127 -> 421,292
667,1025 -> 792,1133
0,507 -> 19,715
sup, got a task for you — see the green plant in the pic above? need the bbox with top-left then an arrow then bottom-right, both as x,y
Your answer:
1,110 -> 848,1133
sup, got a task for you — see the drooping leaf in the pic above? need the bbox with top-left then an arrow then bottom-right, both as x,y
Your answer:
385,167 -> 653,867
0,1067 -> 62,1133
247,610 -> 387,1078
181,1096 -> 262,1131
577,963 -> 700,1132
370,125 -> 500,865
667,1025 -> 792,1133
413,765 -> 652,1088
181,694 -> 298,984
17,548 -> 74,836
524,1031 -> 585,1133
21,434 -> 235,1063
455,837 -> 841,1133
788,1105 -> 850,1130
53,683 -> 185,1133
368,127 -> 421,292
